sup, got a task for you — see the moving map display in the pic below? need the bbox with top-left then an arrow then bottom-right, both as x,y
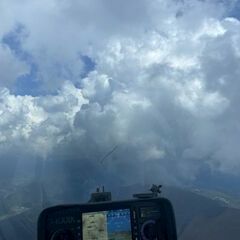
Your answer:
82,209 -> 132,240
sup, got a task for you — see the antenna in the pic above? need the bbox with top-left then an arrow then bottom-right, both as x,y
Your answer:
81,145 -> 119,190
133,184 -> 162,199
150,184 -> 162,196
99,145 -> 118,164
89,186 -> 112,202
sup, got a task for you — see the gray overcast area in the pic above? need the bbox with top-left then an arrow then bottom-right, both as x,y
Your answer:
0,0 -> 240,199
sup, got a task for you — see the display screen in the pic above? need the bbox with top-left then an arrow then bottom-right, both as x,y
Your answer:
82,209 -> 132,240
140,206 -> 161,218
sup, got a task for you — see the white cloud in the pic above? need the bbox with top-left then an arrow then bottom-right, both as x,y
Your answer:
1,0 -> 240,192
0,81 -> 86,160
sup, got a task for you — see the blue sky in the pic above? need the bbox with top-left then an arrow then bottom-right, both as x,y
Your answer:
2,25 -> 96,96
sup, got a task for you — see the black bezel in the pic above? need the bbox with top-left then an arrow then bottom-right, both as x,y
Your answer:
38,198 -> 177,240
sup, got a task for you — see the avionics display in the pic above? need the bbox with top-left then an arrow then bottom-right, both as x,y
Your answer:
38,197 -> 177,240
82,209 -> 132,240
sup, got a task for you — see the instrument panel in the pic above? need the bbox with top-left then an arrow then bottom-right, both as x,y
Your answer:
38,198 -> 177,240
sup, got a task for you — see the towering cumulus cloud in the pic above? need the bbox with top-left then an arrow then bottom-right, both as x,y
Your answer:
0,0 -> 240,195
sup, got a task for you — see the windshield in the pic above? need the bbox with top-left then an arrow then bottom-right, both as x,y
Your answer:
0,0 -> 240,239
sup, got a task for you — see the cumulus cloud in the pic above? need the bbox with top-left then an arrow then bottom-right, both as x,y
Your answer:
1,0 -> 240,196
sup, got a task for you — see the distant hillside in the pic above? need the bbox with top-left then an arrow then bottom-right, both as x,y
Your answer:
0,209 -> 36,240
114,184 -> 240,240
180,208 -> 240,240
0,184 -> 239,240
163,187 -> 240,240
